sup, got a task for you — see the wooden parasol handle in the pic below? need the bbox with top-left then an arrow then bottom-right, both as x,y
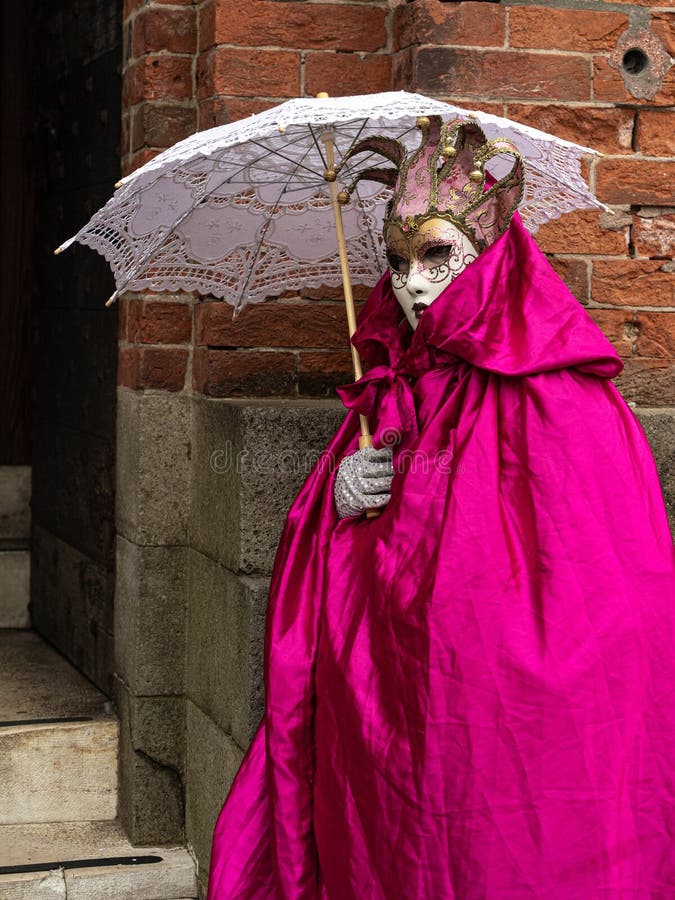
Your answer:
319,102 -> 380,519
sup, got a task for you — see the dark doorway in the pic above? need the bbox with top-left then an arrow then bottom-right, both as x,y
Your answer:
0,3 -> 33,464
15,0 -> 123,693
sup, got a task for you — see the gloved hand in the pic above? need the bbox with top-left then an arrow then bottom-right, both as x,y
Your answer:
334,445 -> 394,519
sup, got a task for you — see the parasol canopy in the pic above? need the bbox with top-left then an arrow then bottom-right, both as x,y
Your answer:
56,91 -> 604,313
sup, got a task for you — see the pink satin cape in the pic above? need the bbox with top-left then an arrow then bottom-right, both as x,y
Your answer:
208,218 -> 675,899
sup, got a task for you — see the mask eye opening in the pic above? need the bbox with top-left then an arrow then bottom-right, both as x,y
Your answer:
422,244 -> 455,269
386,251 -> 410,275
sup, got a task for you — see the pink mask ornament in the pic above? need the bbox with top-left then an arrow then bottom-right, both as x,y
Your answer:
337,116 -> 525,329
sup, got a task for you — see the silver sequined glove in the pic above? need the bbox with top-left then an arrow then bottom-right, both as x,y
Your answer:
334,445 -> 394,519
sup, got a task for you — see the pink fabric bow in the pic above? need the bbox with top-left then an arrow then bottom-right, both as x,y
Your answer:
336,364 -> 418,447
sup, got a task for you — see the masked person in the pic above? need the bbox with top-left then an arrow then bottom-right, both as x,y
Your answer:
208,117 -> 675,899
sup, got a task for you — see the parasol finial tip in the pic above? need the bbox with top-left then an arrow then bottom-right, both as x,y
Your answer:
53,246 -> 63,256
114,179 -> 123,189
316,91 -> 329,99
105,294 -> 118,308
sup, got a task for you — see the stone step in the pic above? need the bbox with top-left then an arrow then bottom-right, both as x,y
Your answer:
0,549 -> 30,628
0,631 -> 117,825
0,820 -> 197,899
0,466 -> 30,542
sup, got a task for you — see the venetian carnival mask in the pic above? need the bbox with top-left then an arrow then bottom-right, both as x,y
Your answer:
384,217 -> 478,329
337,116 -> 525,329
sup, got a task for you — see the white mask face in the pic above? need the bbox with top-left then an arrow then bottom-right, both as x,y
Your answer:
385,218 -> 479,329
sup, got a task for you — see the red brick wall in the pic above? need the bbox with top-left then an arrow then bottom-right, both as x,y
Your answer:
120,0 -> 675,405
393,0 -> 675,404
120,0 -> 389,397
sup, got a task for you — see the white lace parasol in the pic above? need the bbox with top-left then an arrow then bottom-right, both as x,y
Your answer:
57,91 -> 603,310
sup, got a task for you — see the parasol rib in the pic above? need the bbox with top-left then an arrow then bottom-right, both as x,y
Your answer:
102,135 -> 318,306
231,138 -> 320,315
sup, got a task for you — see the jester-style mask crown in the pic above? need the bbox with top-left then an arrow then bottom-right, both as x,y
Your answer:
338,116 -> 525,251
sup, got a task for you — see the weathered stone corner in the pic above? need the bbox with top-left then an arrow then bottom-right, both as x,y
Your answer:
636,408 -> 675,535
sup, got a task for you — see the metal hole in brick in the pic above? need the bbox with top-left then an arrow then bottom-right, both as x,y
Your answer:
622,48 -> 649,75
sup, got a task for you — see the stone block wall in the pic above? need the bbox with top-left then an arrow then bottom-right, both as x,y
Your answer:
114,389 -> 190,844
113,382 -> 346,896
185,398 -> 345,888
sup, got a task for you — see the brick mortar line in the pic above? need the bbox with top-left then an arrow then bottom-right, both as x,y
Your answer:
184,344 -> 193,392
503,0 -> 671,12
384,3 -> 394,55
199,43 -> 391,55
434,95 -> 675,111
264,0 -> 389,5
117,384 -> 192,399
583,258 -> 592,301
589,155 -> 597,194
195,93 -> 302,105
123,50 -> 195,68
411,43 -> 620,59
422,95 -> 657,112
197,345 -> 353,352
587,306 -> 675,312
127,99 -> 197,109
394,43 -> 507,52
131,2 -> 197,8
546,252 -> 673,259
120,338 -> 192,346
508,99 -> 674,109
590,46 -> 598,102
